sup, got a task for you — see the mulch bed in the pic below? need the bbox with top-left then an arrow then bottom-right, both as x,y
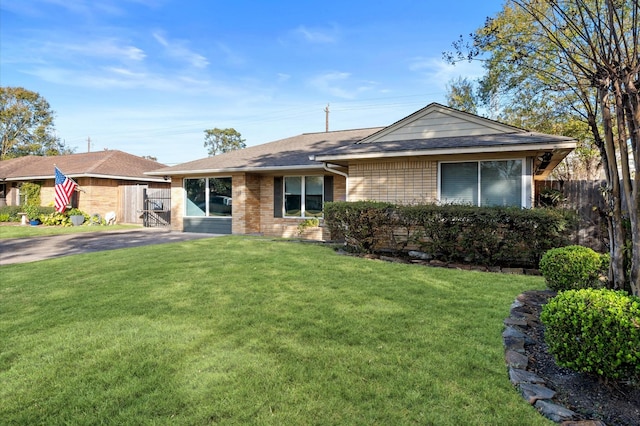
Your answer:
518,290 -> 640,426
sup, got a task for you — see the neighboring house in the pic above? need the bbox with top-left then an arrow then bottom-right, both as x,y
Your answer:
0,150 -> 170,224
148,103 -> 576,238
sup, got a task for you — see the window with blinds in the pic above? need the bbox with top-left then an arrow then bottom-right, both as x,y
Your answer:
440,160 -> 522,207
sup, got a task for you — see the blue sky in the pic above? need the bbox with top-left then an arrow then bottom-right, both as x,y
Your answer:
1,0 -> 505,165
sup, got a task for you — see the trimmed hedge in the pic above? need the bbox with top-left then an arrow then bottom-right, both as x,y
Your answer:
541,288 -> 640,380
324,201 -> 396,253
539,245 -> 607,291
324,202 -> 569,267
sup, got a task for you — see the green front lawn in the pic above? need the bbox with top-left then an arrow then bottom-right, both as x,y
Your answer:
0,224 -> 141,239
0,236 -> 551,425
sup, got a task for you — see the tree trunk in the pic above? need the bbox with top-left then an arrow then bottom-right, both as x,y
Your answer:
597,86 -> 629,291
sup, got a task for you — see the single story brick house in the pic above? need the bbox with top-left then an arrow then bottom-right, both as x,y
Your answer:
148,103 -> 576,239
0,150 -> 170,224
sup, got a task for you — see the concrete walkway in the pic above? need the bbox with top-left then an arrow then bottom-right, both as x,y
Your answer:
0,228 -> 220,266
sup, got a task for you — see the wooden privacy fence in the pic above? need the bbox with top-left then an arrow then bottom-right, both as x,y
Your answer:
535,180 -> 608,252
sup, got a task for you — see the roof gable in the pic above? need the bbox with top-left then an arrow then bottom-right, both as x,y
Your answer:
359,103 -> 525,144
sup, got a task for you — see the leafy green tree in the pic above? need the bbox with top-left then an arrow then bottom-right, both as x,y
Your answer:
204,128 -> 246,156
446,0 -> 639,295
446,77 -> 478,114
0,87 -> 72,159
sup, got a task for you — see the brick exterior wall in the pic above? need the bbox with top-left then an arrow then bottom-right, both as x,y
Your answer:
349,160 -> 437,203
170,178 -> 184,231
256,174 -> 335,240
80,178 -> 120,215
37,177 -> 119,214
232,173 -> 261,234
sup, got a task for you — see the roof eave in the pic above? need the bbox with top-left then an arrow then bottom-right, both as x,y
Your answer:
146,164 -> 326,176
314,142 -> 577,162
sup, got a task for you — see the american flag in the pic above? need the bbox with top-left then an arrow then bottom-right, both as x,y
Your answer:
54,167 -> 77,213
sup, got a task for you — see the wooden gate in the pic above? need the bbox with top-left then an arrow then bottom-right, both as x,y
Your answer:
143,187 -> 171,227
121,184 -> 147,224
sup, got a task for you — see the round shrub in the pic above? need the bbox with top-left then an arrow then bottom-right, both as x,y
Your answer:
539,245 -> 604,291
540,288 -> 640,380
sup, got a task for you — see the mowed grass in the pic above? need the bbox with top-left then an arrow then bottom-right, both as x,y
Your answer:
0,224 -> 141,239
0,236 -> 552,425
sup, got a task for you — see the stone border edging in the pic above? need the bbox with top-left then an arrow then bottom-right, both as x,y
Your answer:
504,293 -> 606,425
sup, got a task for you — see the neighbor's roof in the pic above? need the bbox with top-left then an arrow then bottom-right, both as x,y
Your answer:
0,150 -> 168,182
148,127 -> 384,176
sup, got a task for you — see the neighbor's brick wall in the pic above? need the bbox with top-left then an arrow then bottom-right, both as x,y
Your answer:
78,178 -> 119,215
40,181 -> 54,207
349,160 -> 437,203
38,178 -> 119,214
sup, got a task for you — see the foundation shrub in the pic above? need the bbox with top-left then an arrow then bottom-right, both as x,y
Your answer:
541,288 -> 640,381
400,205 -> 567,266
324,202 -> 568,266
324,201 -> 398,253
539,245 -> 606,291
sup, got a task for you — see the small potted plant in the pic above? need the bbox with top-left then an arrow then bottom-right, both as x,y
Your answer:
67,208 -> 86,226
24,204 -> 41,226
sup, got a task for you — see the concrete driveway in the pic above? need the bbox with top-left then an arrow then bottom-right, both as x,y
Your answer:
0,228 -> 220,266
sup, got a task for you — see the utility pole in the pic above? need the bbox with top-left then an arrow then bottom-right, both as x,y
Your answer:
87,137 -> 91,152
324,104 -> 330,132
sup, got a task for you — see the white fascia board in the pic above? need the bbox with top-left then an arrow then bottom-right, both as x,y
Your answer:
314,142 -> 577,162
147,165 -> 325,176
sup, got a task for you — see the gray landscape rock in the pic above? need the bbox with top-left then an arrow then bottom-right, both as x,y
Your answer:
534,399 -> 578,422
519,382 -> 556,404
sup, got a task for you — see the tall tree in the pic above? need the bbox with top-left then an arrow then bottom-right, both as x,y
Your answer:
446,77 -> 479,114
447,0 -> 639,295
204,128 -> 246,156
0,87 -> 71,159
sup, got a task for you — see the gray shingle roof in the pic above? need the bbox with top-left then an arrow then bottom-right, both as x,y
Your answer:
315,131 -> 576,160
149,127 -> 384,175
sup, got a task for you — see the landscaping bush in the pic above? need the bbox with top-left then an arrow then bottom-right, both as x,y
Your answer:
324,202 -> 569,267
324,201 -> 397,252
0,205 -> 60,223
0,206 -> 25,222
539,245 -> 606,291
40,208 -> 89,227
541,288 -> 640,381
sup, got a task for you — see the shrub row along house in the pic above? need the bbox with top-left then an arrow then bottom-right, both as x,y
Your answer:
0,150 -> 169,224
148,103 -> 576,238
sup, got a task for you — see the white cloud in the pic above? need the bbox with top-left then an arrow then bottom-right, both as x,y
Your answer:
68,40 -> 146,61
408,56 -> 485,88
309,72 -> 379,100
294,25 -> 338,43
215,42 -> 245,67
152,31 -> 209,69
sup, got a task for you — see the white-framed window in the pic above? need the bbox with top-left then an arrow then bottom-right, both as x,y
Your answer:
284,176 -> 323,218
184,177 -> 232,217
438,159 -> 525,207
